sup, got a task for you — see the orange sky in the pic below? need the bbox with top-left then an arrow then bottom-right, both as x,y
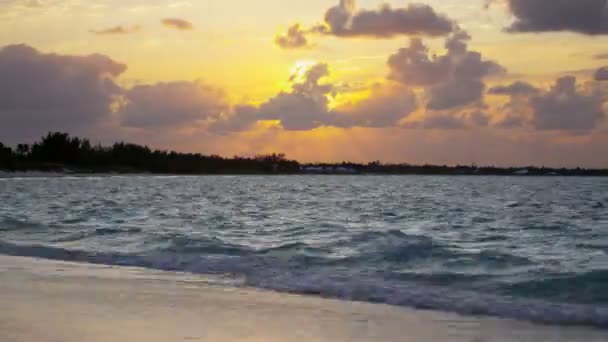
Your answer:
1,0 -> 607,167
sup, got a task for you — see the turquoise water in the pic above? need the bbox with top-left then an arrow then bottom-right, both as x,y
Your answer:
1,175 -> 608,326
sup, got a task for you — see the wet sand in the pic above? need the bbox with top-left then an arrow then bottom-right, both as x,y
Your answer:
1,255 -> 607,342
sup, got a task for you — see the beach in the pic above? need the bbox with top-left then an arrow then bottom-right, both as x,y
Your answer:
1,255 -> 607,342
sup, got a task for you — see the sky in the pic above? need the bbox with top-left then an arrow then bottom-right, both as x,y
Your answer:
1,0 -> 608,167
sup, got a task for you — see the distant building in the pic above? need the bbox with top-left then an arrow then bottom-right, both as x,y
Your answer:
300,166 -> 324,173
300,166 -> 356,174
334,167 -> 356,174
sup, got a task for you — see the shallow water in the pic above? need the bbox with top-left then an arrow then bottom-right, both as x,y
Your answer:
1,175 -> 608,326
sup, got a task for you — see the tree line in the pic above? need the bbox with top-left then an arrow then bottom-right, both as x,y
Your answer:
0,132 -> 300,174
1,132 -> 607,176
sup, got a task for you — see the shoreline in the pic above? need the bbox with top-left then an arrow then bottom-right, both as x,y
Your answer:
2,170 -> 608,178
2,255 -> 608,341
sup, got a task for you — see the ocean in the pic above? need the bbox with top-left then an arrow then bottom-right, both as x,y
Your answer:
1,175 -> 608,327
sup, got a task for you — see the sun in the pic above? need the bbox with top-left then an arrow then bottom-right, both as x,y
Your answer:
289,60 -> 318,82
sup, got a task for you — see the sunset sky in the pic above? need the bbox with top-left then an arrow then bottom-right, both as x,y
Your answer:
1,0 -> 608,167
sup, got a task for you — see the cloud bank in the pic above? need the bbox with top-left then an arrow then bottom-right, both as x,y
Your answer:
0,41 -> 606,167
0,44 -> 125,141
211,63 -> 417,132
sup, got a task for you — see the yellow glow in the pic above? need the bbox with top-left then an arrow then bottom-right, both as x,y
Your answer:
290,60 -> 319,82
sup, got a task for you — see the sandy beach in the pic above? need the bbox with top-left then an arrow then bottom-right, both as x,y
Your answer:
1,255 -> 607,342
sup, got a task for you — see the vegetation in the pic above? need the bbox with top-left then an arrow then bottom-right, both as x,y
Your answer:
0,132 -> 299,174
0,132 -> 607,176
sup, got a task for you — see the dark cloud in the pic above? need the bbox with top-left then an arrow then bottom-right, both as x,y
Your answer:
531,76 -> 606,131
119,81 -> 229,128
595,66 -> 608,81
211,64 -> 417,132
488,81 -> 540,96
275,24 -> 309,49
276,0 -> 454,48
499,0 -> 608,35
317,0 -> 454,38
0,44 -> 126,142
488,76 -> 606,131
316,0 -> 454,38
388,30 -> 505,110
488,81 -> 539,129
426,79 -> 486,111
90,25 -> 141,35
387,38 -> 449,86
469,111 -> 491,127
162,18 -> 193,30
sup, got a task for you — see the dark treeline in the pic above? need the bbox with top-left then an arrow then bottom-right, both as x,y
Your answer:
0,132 -> 299,174
1,132 -> 607,176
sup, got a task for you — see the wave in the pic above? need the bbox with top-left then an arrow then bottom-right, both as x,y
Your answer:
336,230 -> 533,269
504,271 -> 608,304
52,227 -> 143,242
159,234 -> 249,255
1,240 -> 608,328
0,217 -> 46,231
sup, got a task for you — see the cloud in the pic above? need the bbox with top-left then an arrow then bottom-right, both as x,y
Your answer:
332,83 -> 417,128
210,105 -> 260,133
91,25 -> 141,35
211,63 -> 335,132
211,63 -> 417,132
531,76 -> 605,131
488,81 -> 540,128
162,18 -> 193,30
388,30 -> 505,110
118,81 -> 229,128
595,66 -> 608,81
387,38 -> 449,86
488,76 -> 606,131
594,53 -> 608,60
259,63 -> 336,130
495,114 -> 526,129
488,81 -> 540,96
316,0 -> 455,38
403,110 -> 490,130
0,44 -> 126,141
275,24 -> 310,49
275,0 -> 454,49
469,110 -> 491,127
403,114 -> 465,129
426,79 -> 486,111
497,0 -> 608,35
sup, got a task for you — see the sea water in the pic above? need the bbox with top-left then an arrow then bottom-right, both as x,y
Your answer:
1,175 -> 607,327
